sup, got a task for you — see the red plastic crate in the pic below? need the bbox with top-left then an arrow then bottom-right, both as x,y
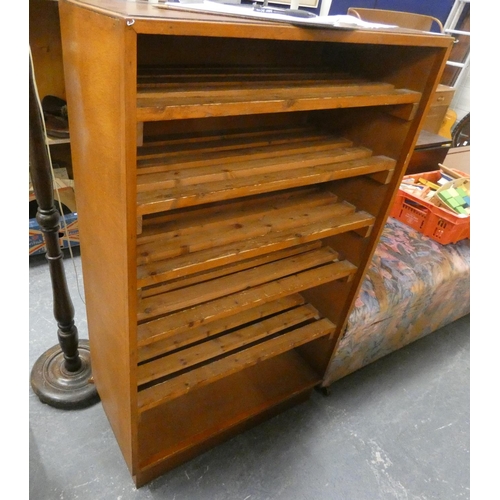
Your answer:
390,169 -> 470,245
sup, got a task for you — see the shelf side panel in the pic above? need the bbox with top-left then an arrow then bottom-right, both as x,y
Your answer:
59,0 -> 138,473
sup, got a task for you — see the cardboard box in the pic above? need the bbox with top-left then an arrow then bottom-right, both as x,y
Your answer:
443,146 -> 470,175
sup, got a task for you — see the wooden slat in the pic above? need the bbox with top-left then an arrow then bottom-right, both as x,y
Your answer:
140,242 -> 322,299
137,155 -> 396,215
137,303 -> 319,385
137,65 -> 347,74
138,187 -> 335,244
137,65 -> 344,75
137,294 -> 307,363
137,126 -> 326,161
137,86 -> 421,122
139,247 -> 338,318
137,134 -> 356,176
137,258 -> 356,345
137,146 -> 372,192
138,76 -> 362,88
137,210 -> 373,288
137,126 -> 352,161
139,79 -> 394,99
137,317 -> 336,411
137,68 -> 353,85
138,128 -> 316,161
137,136 -> 352,175
137,196 -> 353,265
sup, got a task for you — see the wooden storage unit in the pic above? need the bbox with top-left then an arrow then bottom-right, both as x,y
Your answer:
422,83 -> 455,134
58,0 -> 452,487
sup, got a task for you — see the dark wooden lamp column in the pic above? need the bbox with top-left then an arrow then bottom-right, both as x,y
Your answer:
29,55 -> 99,409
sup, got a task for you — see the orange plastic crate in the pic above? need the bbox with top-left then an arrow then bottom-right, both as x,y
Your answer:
390,169 -> 470,245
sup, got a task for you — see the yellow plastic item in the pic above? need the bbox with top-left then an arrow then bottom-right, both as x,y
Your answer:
439,108 -> 457,139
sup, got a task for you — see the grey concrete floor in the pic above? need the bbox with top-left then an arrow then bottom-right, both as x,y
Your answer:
29,248 -> 470,500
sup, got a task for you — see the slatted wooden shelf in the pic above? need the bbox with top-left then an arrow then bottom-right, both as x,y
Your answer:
136,127 -> 396,216
135,126 -> 398,178
138,187 -> 334,245
137,244 -> 353,321
137,243 -> 356,346
136,188 -> 374,288
136,126 -> 339,164
137,293 -> 307,363
138,301 -> 322,385
136,68 -> 421,122
137,307 -> 335,412
136,155 -> 394,215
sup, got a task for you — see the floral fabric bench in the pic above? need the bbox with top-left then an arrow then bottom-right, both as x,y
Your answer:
322,217 -> 470,387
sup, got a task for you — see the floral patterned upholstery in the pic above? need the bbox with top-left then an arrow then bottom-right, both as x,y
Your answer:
323,217 -> 470,385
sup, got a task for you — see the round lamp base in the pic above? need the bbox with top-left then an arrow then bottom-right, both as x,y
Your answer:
30,340 -> 100,410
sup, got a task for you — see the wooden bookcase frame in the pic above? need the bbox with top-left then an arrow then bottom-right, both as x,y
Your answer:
58,0 -> 452,486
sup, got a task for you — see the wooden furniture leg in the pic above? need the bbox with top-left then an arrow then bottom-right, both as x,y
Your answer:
29,55 -> 99,409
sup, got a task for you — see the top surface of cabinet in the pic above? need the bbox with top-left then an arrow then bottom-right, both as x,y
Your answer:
64,0 -> 453,45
